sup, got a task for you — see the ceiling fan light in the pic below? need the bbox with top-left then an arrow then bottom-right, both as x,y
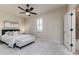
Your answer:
26,12 -> 30,15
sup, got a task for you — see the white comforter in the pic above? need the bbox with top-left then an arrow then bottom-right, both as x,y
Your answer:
1,34 -> 35,48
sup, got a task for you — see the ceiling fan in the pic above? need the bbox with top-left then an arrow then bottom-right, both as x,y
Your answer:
18,4 -> 37,16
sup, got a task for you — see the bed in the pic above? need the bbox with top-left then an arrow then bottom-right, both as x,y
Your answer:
0,29 -> 35,49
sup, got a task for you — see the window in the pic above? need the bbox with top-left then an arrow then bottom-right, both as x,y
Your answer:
36,18 -> 43,32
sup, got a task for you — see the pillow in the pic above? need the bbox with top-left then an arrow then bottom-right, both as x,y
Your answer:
5,31 -> 13,36
13,31 -> 19,36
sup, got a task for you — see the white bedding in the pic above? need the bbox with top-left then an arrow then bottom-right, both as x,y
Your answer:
1,34 -> 35,48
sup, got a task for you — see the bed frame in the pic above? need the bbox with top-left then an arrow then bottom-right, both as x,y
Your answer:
0,29 -> 35,49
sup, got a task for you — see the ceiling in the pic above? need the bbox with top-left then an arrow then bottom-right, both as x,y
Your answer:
0,4 -> 67,18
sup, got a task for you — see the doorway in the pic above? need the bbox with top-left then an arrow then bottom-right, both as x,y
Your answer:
75,5 -> 79,54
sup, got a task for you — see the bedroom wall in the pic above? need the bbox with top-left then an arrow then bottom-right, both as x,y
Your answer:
25,8 -> 67,43
0,12 -> 25,35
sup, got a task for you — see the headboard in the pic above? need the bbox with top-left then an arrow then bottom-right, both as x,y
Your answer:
2,29 -> 20,35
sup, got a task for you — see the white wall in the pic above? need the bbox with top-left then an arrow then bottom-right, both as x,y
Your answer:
25,8 -> 66,43
0,12 -> 24,35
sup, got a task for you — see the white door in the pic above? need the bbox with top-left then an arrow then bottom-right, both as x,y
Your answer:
64,9 -> 76,52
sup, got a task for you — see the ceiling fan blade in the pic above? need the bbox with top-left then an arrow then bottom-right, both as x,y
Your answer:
26,4 -> 29,9
29,12 -> 37,15
29,7 -> 34,11
18,6 -> 25,11
27,4 -> 29,7
19,12 -> 26,14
